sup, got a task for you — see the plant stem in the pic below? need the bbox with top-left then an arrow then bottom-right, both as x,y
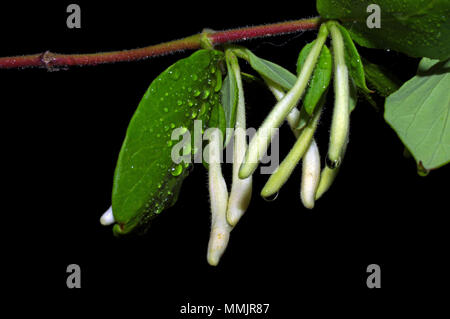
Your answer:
0,17 -> 320,70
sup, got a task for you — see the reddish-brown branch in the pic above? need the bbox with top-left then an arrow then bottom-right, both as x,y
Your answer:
209,18 -> 320,44
0,17 -> 320,70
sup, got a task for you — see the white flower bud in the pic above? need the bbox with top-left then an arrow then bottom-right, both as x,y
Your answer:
100,206 -> 115,226
206,128 -> 231,266
300,139 -> 321,209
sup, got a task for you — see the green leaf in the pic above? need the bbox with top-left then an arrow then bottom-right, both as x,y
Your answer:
242,48 -> 297,91
385,58 -> 450,172
295,105 -> 313,131
362,57 -> 401,97
209,102 -> 227,142
335,23 -> 371,93
349,77 -> 358,112
112,49 -> 224,235
220,51 -> 239,146
317,0 -> 450,60
240,72 -> 263,84
297,41 -> 333,114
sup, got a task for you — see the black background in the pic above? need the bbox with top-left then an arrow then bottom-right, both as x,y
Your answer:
1,1 -> 448,315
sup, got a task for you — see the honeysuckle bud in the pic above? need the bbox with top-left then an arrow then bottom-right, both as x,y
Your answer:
300,139 -> 321,209
206,128 -> 231,266
227,55 -> 252,226
261,101 -> 323,199
327,22 -> 350,166
100,206 -> 115,226
264,77 -> 302,138
239,24 -> 329,180
315,136 -> 348,200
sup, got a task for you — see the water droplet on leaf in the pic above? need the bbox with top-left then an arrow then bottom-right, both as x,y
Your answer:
171,164 -> 183,176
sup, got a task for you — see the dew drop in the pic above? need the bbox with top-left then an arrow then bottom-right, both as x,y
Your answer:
326,154 -> 341,169
417,162 -> 429,177
263,192 -> 279,202
199,103 -> 208,116
214,72 -> 222,92
163,107 -> 169,113
171,164 -> 183,176
177,100 -> 183,106
202,89 -> 210,100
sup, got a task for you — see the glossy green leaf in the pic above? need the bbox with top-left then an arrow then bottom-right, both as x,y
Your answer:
335,23 -> 371,93
209,101 -> 227,139
112,49 -> 224,235
362,57 -> 401,97
297,41 -> 332,114
242,48 -> 297,91
317,0 -> 450,60
385,58 -> 450,171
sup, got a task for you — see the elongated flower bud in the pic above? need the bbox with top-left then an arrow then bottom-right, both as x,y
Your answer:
315,136 -> 348,200
300,139 -> 321,209
206,128 -> 231,266
264,78 -> 302,138
314,166 -> 336,200
327,22 -> 350,165
261,100 -> 323,198
239,24 -> 329,179
100,206 -> 115,226
227,54 -> 252,226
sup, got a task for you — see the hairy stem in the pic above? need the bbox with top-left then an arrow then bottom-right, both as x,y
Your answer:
0,17 -> 319,70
